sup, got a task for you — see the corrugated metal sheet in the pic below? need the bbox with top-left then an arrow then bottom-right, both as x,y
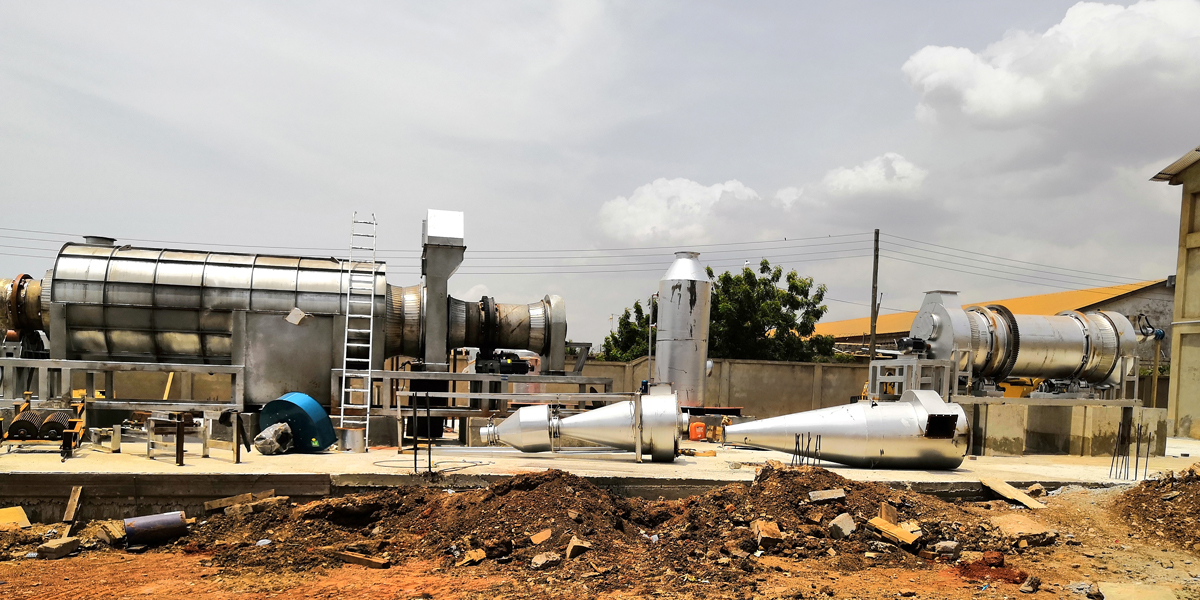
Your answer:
816,280 -> 1163,340
1152,145 -> 1200,183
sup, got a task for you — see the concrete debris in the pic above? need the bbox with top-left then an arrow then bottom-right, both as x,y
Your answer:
204,490 -> 275,512
530,552 -> 561,570
992,513 -> 1056,547
455,548 -> 486,567
530,528 -> 552,545
808,489 -> 846,504
1025,483 -> 1045,498
567,510 -> 582,523
225,496 -> 290,517
751,520 -> 783,549
37,536 -> 80,559
1019,575 -> 1041,593
828,513 -> 856,540
96,521 -> 125,546
933,540 -> 962,560
565,536 -> 592,559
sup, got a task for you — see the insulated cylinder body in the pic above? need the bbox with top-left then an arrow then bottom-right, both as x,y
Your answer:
47,243 -> 386,363
654,252 -> 712,407
911,291 -> 1137,386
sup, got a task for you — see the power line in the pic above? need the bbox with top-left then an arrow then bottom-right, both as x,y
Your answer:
880,254 -> 1151,296
881,248 -> 1144,290
880,240 -> 1131,288
881,232 -> 1146,283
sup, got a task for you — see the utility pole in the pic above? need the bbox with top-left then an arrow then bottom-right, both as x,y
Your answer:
868,229 -> 879,360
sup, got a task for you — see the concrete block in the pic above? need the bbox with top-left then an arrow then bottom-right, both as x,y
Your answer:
531,552 -> 561,570
751,520 -> 782,549
38,536 -> 80,559
808,489 -> 845,504
828,513 -> 855,539
565,536 -> 591,558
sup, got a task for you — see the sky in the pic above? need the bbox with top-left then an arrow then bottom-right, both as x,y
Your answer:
2,0 -> 1198,347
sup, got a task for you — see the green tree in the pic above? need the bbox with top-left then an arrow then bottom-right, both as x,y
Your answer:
706,258 -> 837,362
599,300 -> 656,362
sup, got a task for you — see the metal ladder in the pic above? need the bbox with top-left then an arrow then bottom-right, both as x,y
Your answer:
337,212 -> 378,448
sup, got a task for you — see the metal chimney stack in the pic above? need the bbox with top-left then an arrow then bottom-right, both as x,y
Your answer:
724,390 -> 970,470
654,251 -> 712,407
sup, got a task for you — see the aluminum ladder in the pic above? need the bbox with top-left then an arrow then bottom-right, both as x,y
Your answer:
337,212 -> 378,449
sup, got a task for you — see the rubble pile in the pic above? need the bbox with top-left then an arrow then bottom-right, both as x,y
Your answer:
1115,462 -> 1200,551
174,462 -> 1018,585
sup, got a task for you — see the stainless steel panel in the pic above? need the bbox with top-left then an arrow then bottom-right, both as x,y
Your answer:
654,252 -> 712,407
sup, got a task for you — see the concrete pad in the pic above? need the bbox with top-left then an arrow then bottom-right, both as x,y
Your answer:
1097,582 -> 1178,600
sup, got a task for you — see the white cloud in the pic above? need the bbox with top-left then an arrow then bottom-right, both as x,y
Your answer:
822,153 -> 927,196
773,186 -> 803,209
597,178 -> 760,244
902,0 -> 1200,125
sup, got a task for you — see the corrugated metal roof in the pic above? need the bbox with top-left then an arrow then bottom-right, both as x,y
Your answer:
1152,145 -> 1200,183
815,280 -> 1164,340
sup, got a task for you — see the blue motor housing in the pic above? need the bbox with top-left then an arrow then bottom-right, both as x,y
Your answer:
260,392 -> 337,453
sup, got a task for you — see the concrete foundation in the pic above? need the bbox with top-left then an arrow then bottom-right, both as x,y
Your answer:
971,404 -> 1167,457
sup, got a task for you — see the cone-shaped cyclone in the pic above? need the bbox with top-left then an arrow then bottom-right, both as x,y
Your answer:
481,405 -> 552,452
724,390 -> 968,470
558,396 -> 680,462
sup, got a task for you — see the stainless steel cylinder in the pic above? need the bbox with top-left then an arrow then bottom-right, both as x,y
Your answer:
910,291 -> 1136,386
654,252 -> 711,406
46,243 -> 386,363
725,389 -> 969,469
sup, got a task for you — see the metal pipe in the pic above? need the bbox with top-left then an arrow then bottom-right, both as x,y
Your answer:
124,511 -> 188,546
724,390 -> 969,470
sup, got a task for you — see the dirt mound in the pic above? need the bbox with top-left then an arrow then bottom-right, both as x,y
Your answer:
176,463 -> 1008,589
1114,464 -> 1200,552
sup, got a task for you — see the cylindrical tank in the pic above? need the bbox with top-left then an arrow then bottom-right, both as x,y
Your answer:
910,291 -> 1137,386
43,243 -> 387,363
654,252 -> 712,407
1,241 -> 564,364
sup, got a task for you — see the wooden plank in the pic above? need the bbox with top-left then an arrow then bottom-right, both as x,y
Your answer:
980,478 -> 1046,510
204,493 -> 253,512
879,502 -> 898,525
867,517 -> 921,545
334,550 -> 390,569
62,486 -> 83,523
0,506 -> 31,528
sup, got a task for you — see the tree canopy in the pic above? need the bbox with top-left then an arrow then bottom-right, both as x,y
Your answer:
706,258 -> 837,362
598,258 -> 840,363
598,299 -> 655,362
